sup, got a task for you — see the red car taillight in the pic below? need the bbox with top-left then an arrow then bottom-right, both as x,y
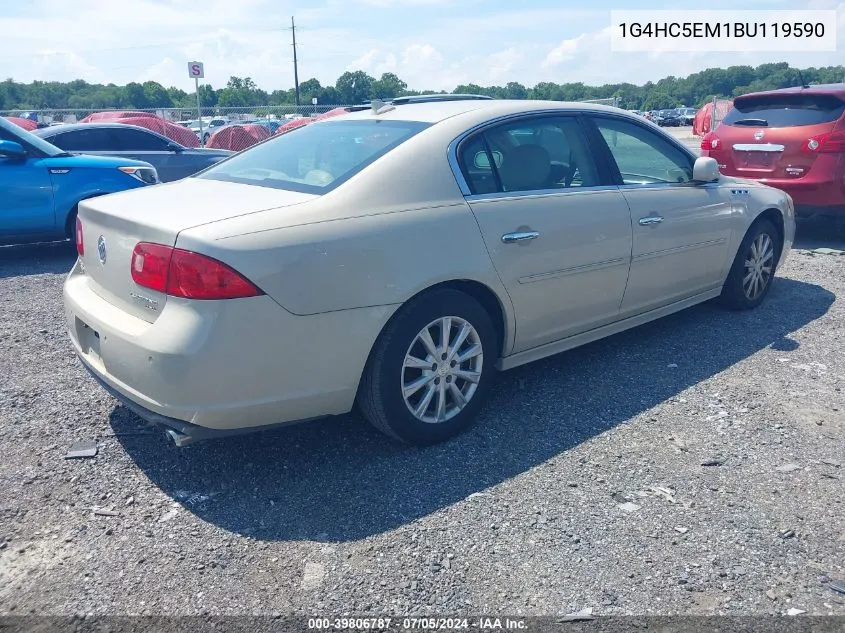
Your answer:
701,132 -> 721,151
75,217 -> 84,256
801,130 -> 845,153
131,242 -> 263,300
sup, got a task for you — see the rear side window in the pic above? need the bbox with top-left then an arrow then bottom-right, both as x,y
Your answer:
458,116 -> 602,195
198,119 -> 429,193
723,94 -> 845,127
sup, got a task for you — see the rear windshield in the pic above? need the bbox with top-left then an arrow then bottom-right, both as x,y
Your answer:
723,93 -> 845,127
197,119 -> 430,193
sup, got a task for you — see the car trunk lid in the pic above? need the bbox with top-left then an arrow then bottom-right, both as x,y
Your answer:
76,179 -> 316,323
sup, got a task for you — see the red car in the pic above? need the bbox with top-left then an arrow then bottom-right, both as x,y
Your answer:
701,84 -> 845,219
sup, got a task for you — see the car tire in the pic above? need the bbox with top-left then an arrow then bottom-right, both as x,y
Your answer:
718,218 -> 781,310
65,206 -> 79,240
357,288 -> 498,445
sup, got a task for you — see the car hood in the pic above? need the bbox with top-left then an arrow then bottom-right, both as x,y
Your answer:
41,153 -> 153,169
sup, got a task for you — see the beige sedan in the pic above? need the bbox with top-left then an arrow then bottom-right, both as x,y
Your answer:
64,97 -> 795,446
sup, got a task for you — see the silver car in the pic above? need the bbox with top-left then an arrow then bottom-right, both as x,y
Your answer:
64,97 -> 795,446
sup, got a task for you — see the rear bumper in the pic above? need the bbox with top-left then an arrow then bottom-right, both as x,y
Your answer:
761,178 -> 845,216
63,259 -> 395,431
792,204 -> 845,219
708,157 -> 845,216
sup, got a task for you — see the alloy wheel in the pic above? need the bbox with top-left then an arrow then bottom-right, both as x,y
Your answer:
743,233 -> 774,301
401,316 -> 484,424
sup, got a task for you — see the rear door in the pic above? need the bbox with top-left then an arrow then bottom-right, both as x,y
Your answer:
713,92 -> 845,179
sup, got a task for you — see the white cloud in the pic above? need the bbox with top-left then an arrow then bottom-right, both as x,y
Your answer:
486,48 -> 524,81
544,36 -> 585,67
31,51 -> 105,84
3,0 -> 845,99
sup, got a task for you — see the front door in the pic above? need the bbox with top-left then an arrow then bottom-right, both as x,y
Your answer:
586,115 -> 735,317
456,114 -> 633,353
0,126 -> 55,237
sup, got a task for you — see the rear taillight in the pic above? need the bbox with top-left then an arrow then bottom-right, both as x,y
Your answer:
701,132 -> 721,151
130,242 -> 171,293
130,242 -> 263,300
75,217 -> 84,256
801,130 -> 845,153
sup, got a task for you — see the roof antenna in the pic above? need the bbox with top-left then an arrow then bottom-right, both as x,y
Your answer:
796,68 -> 809,89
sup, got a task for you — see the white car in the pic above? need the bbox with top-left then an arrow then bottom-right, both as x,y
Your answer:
185,117 -> 229,144
64,97 -> 795,446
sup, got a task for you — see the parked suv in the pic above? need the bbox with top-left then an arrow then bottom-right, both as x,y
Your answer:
0,116 -> 158,245
701,84 -> 845,219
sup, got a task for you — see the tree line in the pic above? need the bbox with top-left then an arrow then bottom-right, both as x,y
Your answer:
2,62 -> 844,112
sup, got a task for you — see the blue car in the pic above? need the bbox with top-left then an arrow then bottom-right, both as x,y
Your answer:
1,117 -> 159,246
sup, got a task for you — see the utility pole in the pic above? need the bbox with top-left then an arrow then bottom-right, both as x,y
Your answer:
291,16 -> 300,108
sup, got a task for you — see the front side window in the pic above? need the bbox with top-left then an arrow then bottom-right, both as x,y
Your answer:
592,117 -> 693,185
197,119 -> 429,193
458,116 -> 601,195
0,118 -> 63,157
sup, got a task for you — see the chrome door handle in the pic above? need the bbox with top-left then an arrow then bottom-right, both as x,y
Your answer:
501,231 -> 539,243
638,216 -> 664,226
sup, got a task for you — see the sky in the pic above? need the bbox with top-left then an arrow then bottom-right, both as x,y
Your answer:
2,0 -> 845,92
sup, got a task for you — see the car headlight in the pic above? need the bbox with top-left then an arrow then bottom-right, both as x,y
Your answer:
119,166 -> 159,185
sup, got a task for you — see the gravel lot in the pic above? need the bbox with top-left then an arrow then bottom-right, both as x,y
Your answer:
1,222 -> 844,620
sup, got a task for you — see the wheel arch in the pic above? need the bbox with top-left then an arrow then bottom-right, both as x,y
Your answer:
357,278 -> 513,396
63,193 -> 108,238
751,207 -> 785,260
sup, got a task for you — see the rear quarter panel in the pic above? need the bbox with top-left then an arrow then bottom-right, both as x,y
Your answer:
177,203 -> 517,352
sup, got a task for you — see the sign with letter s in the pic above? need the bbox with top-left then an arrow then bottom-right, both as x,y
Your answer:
188,62 -> 205,79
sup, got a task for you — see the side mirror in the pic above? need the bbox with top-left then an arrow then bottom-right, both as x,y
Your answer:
0,140 -> 27,161
692,156 -> 720,183
166,142 -> 183,153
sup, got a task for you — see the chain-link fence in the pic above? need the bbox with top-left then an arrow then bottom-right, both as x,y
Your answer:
0,105 -> 353,126
710,98 -> 733,131
2,96 -> 622,125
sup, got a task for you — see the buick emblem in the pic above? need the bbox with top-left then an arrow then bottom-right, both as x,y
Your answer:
754,130 -> 765,140
97,236 -> 107,264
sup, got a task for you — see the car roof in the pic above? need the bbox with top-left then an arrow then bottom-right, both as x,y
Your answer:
34,122 -> 164,135
332,99 -> 628,124
737,83 -> 845,100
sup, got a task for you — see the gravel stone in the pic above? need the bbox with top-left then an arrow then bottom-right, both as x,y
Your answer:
1,228 -> 844,616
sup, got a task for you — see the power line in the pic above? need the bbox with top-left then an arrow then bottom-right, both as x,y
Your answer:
291,16 -> 300,106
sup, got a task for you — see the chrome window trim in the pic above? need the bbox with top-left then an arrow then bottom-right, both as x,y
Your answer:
446,107 -> 703,197
617,181 -> 722,191
465,184 -> 619,203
